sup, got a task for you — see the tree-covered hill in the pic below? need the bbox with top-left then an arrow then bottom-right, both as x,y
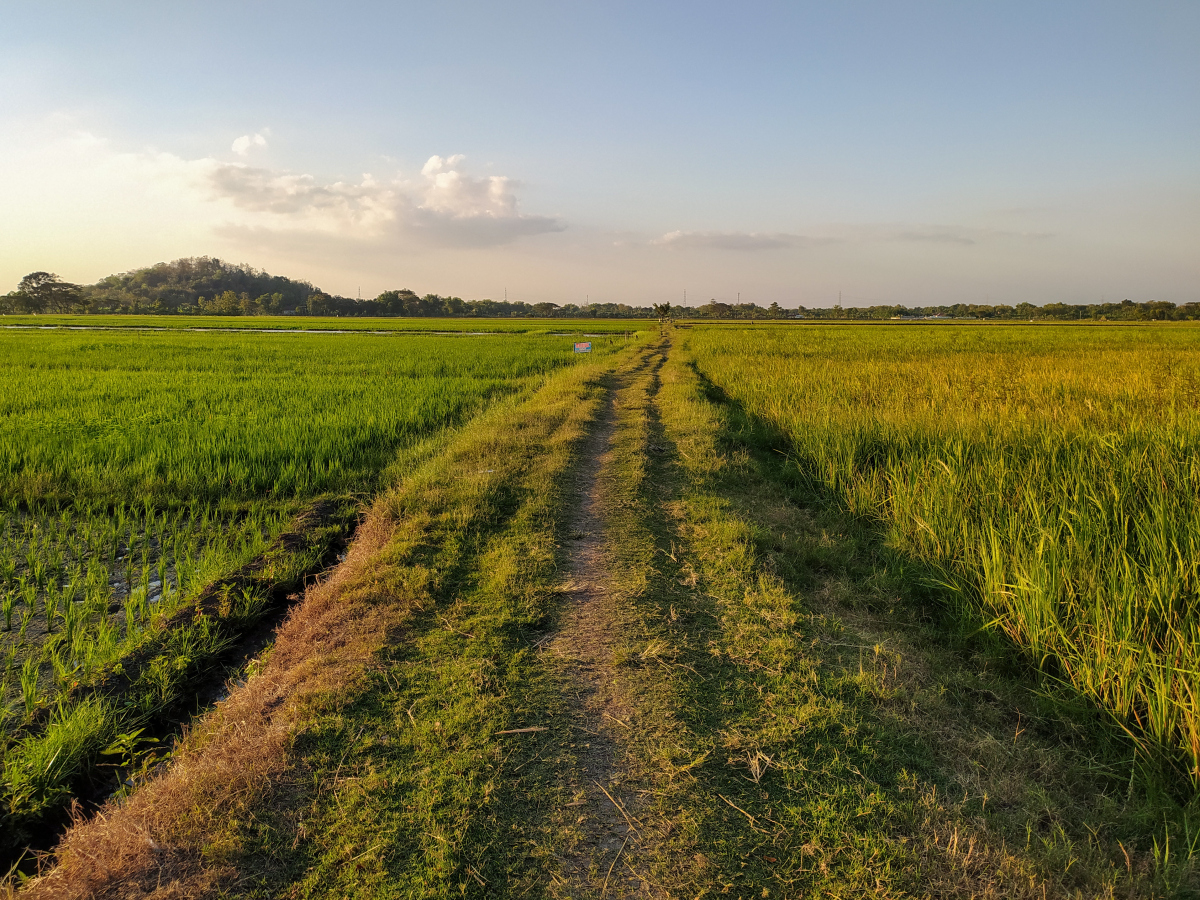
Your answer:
86,257 -> 318,314
0,258 -> 654,318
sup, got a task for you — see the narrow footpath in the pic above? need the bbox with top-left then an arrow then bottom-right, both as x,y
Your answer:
545,354 -> 654,898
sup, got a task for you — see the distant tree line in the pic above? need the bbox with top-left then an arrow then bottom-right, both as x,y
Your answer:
661,298 -> 1200,321
1,258 -> 1195,321
0,258 -> 657,318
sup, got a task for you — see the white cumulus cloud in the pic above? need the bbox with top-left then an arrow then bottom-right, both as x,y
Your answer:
418,154 -> 525,219
231,132 -> 268,155
205,153 -> 563,246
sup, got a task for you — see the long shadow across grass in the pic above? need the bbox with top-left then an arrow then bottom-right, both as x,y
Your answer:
617,348 -> 1194,897
692,360 -> 1195,798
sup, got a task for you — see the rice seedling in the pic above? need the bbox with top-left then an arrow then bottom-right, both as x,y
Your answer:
1,648 -> 14,696
686,323 -> 1200,783
19,660 -> 38,718
48,646 -> 71,693
42,587 -> 57,635
59,594 -> 80,647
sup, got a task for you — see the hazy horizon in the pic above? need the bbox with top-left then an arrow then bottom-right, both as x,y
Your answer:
1,1 -> 1197,308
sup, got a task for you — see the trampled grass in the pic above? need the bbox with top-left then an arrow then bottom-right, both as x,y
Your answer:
686,324 -> 1200,785
0,327 -> 625,858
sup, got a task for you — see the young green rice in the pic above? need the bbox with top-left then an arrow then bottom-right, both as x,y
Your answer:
0,328 -> 628,853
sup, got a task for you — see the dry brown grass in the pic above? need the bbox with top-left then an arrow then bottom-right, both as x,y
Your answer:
22,512 -> 409,900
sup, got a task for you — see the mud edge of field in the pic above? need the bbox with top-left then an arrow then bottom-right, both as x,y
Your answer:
3,498 -> 358,873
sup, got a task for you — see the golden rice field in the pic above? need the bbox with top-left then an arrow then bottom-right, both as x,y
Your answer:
687,324 -> 1200,781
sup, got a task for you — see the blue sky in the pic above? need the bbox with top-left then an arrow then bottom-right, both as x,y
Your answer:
1,1 -> 1196,306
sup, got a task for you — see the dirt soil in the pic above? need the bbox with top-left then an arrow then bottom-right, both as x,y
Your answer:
545,371 -> 648,898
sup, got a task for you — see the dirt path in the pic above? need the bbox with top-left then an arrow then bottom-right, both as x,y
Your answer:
545,360 -> 649,898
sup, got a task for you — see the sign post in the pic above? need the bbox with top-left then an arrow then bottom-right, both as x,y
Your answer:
574,341 -> 592,353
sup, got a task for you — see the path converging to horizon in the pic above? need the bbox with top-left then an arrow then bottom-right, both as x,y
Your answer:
7,327 -> 1195,899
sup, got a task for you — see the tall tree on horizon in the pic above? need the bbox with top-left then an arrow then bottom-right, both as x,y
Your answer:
14,272 -> 82,314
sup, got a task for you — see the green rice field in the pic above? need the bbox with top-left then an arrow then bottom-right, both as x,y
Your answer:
0,315 -> 645,334
0,327 -> 632,855
685,324 -> 1200,782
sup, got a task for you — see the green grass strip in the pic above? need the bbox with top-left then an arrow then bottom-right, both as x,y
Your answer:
182,341 -> 653,897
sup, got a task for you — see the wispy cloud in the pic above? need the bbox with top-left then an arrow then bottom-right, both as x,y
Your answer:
879,224 -> 1054,245
889,227 -> 978,245
652,230 -> 813,251
651,224 -> 1054,251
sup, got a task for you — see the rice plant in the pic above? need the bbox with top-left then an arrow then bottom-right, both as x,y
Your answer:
19,659 -> 38,718
688,323 -> 1200,782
